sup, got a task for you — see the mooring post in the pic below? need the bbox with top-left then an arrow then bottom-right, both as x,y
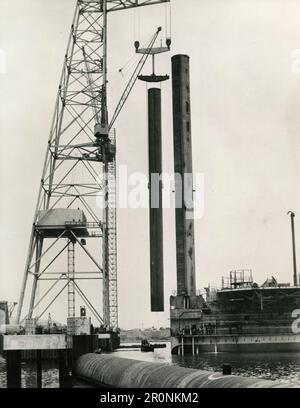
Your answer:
36,350 -> 42,388
6,350 -> 21,388
223,364 -> 232,376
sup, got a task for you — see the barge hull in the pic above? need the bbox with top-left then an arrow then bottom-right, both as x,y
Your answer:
171,334 -> 300,354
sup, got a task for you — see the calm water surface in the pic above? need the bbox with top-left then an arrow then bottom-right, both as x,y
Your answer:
1,342 -> 300,387
0,357 -> 59,388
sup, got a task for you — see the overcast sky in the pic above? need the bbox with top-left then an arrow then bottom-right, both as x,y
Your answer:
0,0 -> 300,329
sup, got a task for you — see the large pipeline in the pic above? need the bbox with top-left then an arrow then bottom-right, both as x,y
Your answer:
148,88 -> 164,312
172,54 -> 196,297
75,354 -> 293,388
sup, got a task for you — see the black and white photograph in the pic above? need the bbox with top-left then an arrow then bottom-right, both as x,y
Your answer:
0,0 -> 300,395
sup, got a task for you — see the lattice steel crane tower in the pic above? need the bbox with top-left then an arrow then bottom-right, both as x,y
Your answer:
16,0 -> 171,330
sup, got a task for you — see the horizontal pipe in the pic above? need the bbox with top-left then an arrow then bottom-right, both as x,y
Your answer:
75,353 -> 294,388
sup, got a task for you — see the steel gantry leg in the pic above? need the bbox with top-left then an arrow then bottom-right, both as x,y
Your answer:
28,237 -> 43,319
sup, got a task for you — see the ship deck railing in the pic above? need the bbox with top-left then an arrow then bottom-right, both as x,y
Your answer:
173,325 -> 297,336
173,331 -> 298,338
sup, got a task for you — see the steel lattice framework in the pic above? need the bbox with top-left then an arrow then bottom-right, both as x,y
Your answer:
16,0 -> 170,330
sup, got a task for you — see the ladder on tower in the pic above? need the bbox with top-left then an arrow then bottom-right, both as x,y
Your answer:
105,133 -> 118,329
67,240 -> 76,318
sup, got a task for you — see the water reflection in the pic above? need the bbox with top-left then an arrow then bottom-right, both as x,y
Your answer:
22,361 -> 59,388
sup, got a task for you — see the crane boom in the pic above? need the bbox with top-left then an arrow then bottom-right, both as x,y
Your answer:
109,27 -> 162,131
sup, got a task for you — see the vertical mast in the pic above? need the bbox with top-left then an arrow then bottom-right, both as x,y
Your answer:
288,211 -> 298,286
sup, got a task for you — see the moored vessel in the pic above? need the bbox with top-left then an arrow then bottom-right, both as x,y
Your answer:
170,270 -> 300,354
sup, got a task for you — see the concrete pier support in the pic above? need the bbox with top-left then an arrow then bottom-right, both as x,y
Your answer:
172,55 -> 196,297
59,350 -> 71,388
148,87 -> 164,311
6,350 -> 21,388
4,334 -> 68,388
